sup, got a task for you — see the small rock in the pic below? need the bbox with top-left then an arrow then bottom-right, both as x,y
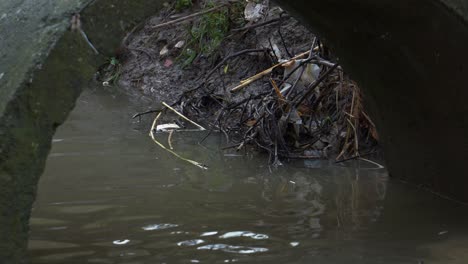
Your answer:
304,159 -> 326,169
159,45 -> 169,56
307,120 -> 320,131
304,150 -> 321,157
244,2 -> 267,23
312,140 -> 327,150
174,40 -> 185,49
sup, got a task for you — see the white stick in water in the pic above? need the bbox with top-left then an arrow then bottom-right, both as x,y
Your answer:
162,102 -> 206,131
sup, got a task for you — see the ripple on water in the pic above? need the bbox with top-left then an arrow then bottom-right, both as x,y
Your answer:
28,240 -> 79,250
177,239 -> 205,246
197,244 -> 268,254
37,251 -> 95,262
113,239 -> 130,245
290,242 -> 300,247
93,240 -> 141,248
58,205 -> 117,214
107,249 -> 150,258
142,223 -> 179,231
219,231 -> 269,240
200,231 -> 218,237
171,230 -> 189,235
29,218 -> 67,226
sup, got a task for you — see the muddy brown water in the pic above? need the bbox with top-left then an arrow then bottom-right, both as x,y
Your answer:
28,87 -> 468,263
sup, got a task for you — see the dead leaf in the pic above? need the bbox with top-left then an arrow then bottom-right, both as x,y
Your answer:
245,119 -> 257,127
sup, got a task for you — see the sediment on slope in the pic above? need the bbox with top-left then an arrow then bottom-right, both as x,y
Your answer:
99,0 -> 379,163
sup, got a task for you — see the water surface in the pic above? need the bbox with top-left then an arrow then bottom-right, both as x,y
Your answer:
29,88 -> 468,263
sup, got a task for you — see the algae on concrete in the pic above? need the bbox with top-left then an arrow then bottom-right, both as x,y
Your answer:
0,0 -> 165,262
0,0 -> 94,117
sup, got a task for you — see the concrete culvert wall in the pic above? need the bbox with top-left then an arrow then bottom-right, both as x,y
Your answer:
274,0 -> 468,200
0,0 -> 164,262
1,0 -> 468,262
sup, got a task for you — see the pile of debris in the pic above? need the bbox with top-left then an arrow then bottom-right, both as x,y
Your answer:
104,0 -> 379,166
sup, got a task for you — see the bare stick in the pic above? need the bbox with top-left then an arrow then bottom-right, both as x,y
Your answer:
152,4 -> 227,29
149,113 -> 208,170
359,158 -> 385,169
346,118 -> 359,156
80,30 -> 99,55
336,142 -> 352,161
168,130 -> 175,150
277,15 -> 292,58
204,48 -> 268,82
231,16 -> 289,32
334,151 -> 378,164
270,78 -> 285,101
230,50 -> 310,93
132,109 -> 161,119
149,111 -> 163,137
162,102 -> 206,131
294,63 -> 339,107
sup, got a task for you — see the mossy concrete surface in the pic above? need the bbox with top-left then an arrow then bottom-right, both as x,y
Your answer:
0,0 -> 164,262
274,0 -> 468,201
0,0 -> 93,117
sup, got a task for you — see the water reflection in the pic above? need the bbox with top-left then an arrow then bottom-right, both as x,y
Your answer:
290,242 -> 300,247
177,239 -> 205,246
200,231 -> 218,237
142,223 -> 179,231
112,239 -> 130,245
197,244 -> 269,254
219,231 -> 269,240
28,88 -> 468,263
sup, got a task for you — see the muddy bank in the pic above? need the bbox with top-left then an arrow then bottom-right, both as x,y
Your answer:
103,0 -> 379,162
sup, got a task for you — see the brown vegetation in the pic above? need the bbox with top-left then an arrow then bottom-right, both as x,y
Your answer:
103,0 -> 379,165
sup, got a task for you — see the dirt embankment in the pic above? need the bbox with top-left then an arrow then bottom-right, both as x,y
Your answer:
100,0 -> 379,162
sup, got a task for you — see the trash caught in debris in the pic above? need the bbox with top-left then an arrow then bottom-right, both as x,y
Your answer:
156,123 -> 181,132
148,102 -> 207,170
244,1 -> 267,22
119,0 -> 380,166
